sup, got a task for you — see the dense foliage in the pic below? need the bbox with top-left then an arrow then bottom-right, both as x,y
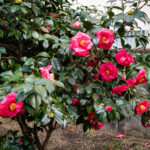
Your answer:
0,0 -> 150,149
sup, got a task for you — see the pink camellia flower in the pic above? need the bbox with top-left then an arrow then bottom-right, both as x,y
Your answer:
70,31 -> 92,57
45,25 -> 50,30
135,69 -> 147,85
122,77 -> 136,88
96,28 -> 114,49
72,98 -> 78,105
112,84 -> 128,95
105,105 -> 112,112
18,141 -> 23,145
88,112 -> 95,121
98,62 -> 118,82
39,65 -> 55,81
115,49 -> 134,67
97,122 -> 104,130
136,100 -> 150,115
117,134 -> 124,138
51,14 -> 57,18
0,93 -> 24,117
73,21 -> 81,28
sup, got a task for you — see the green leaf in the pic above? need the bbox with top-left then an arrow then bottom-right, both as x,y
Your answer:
83,21 -> 93,29
12,83 -> 30,92
43,39 -> 49,49
85,86 -> 92,94
45,83 -> 55,94
0,0 -> 4,3
32,31 -> 39,39
21,7 -> 28,14
11,5 -> 20,13
53,104 -> 64,125
80,99 -> 88,106
51,58 -> 61,71
99,112 -> 107,123
30,94 -> 36,109
108,111 -> 115,121
16,91 -> 29,102
116,99 -> 127,107
0,47 -> 6,54
40,26 -> 49,33
115,112 -> 120,120
34,85 -> 47,98
77,87 -> 85,94
94,102 -> 105,114
0,71 -> 13,79
22,2 -> 32,8
68,77 -> 75,85
41,115 -> 51,125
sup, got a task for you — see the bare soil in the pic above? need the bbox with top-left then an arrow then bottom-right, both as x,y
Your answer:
0,117 -> 150,150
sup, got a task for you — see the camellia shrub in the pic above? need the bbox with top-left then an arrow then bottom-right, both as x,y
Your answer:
0,0 -> 150,149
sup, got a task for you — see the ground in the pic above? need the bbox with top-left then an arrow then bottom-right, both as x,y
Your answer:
0,118 -> 150,150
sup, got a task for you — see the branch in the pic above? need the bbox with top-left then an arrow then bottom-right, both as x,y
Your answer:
138,1 -> 147,10
0,43 -> 18,55
42,126 -> 53,149
33,124 -> 43,150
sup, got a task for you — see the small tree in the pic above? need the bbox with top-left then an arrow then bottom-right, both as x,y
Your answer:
0,0 -> 150,150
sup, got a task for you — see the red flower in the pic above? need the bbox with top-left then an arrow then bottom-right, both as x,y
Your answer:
112,84 -> 128,95
20,108 -> 26,115
88,112 -> 95,121
135,69 -> 147,85
117,134 -> 124,138
141,120 -> 150,127
96,28 -> 114,49
136,100 -> 150,115
122,77 -> 136,88
45,25 -> 50,30
105,106 -> 112,112
115,49 -> 134,67
39,65 -> 55,81
86,59 -> 99,67
73,21 -> 81,28
18,141 -> 23,145
3,24 -> 8,29
98,62 -> 118,82
94,73 -> 99,80
70,31 -> 92,57
97,122 -> 104,130
92,120 -> 104,130
51,14 -> 57,18
72,98 -> 78,105
73,88 -> 77,92
0,93 -> 24,117
92,119 -> 97,128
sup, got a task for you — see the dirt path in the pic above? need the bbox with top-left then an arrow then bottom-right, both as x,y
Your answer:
0,117 -> 150,150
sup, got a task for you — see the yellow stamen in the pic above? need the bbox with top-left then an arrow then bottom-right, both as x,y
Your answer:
139,78 -> 145,83
15,0 -> 22,3
9,103 -> 16,111
49,112 -> 54,118
105,70 -> 110,76
102,37 -> 107,44
80,40 -> 86,46
50,73 -> 55,79
140,105 -> 146,111
100,103 -> 105,107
